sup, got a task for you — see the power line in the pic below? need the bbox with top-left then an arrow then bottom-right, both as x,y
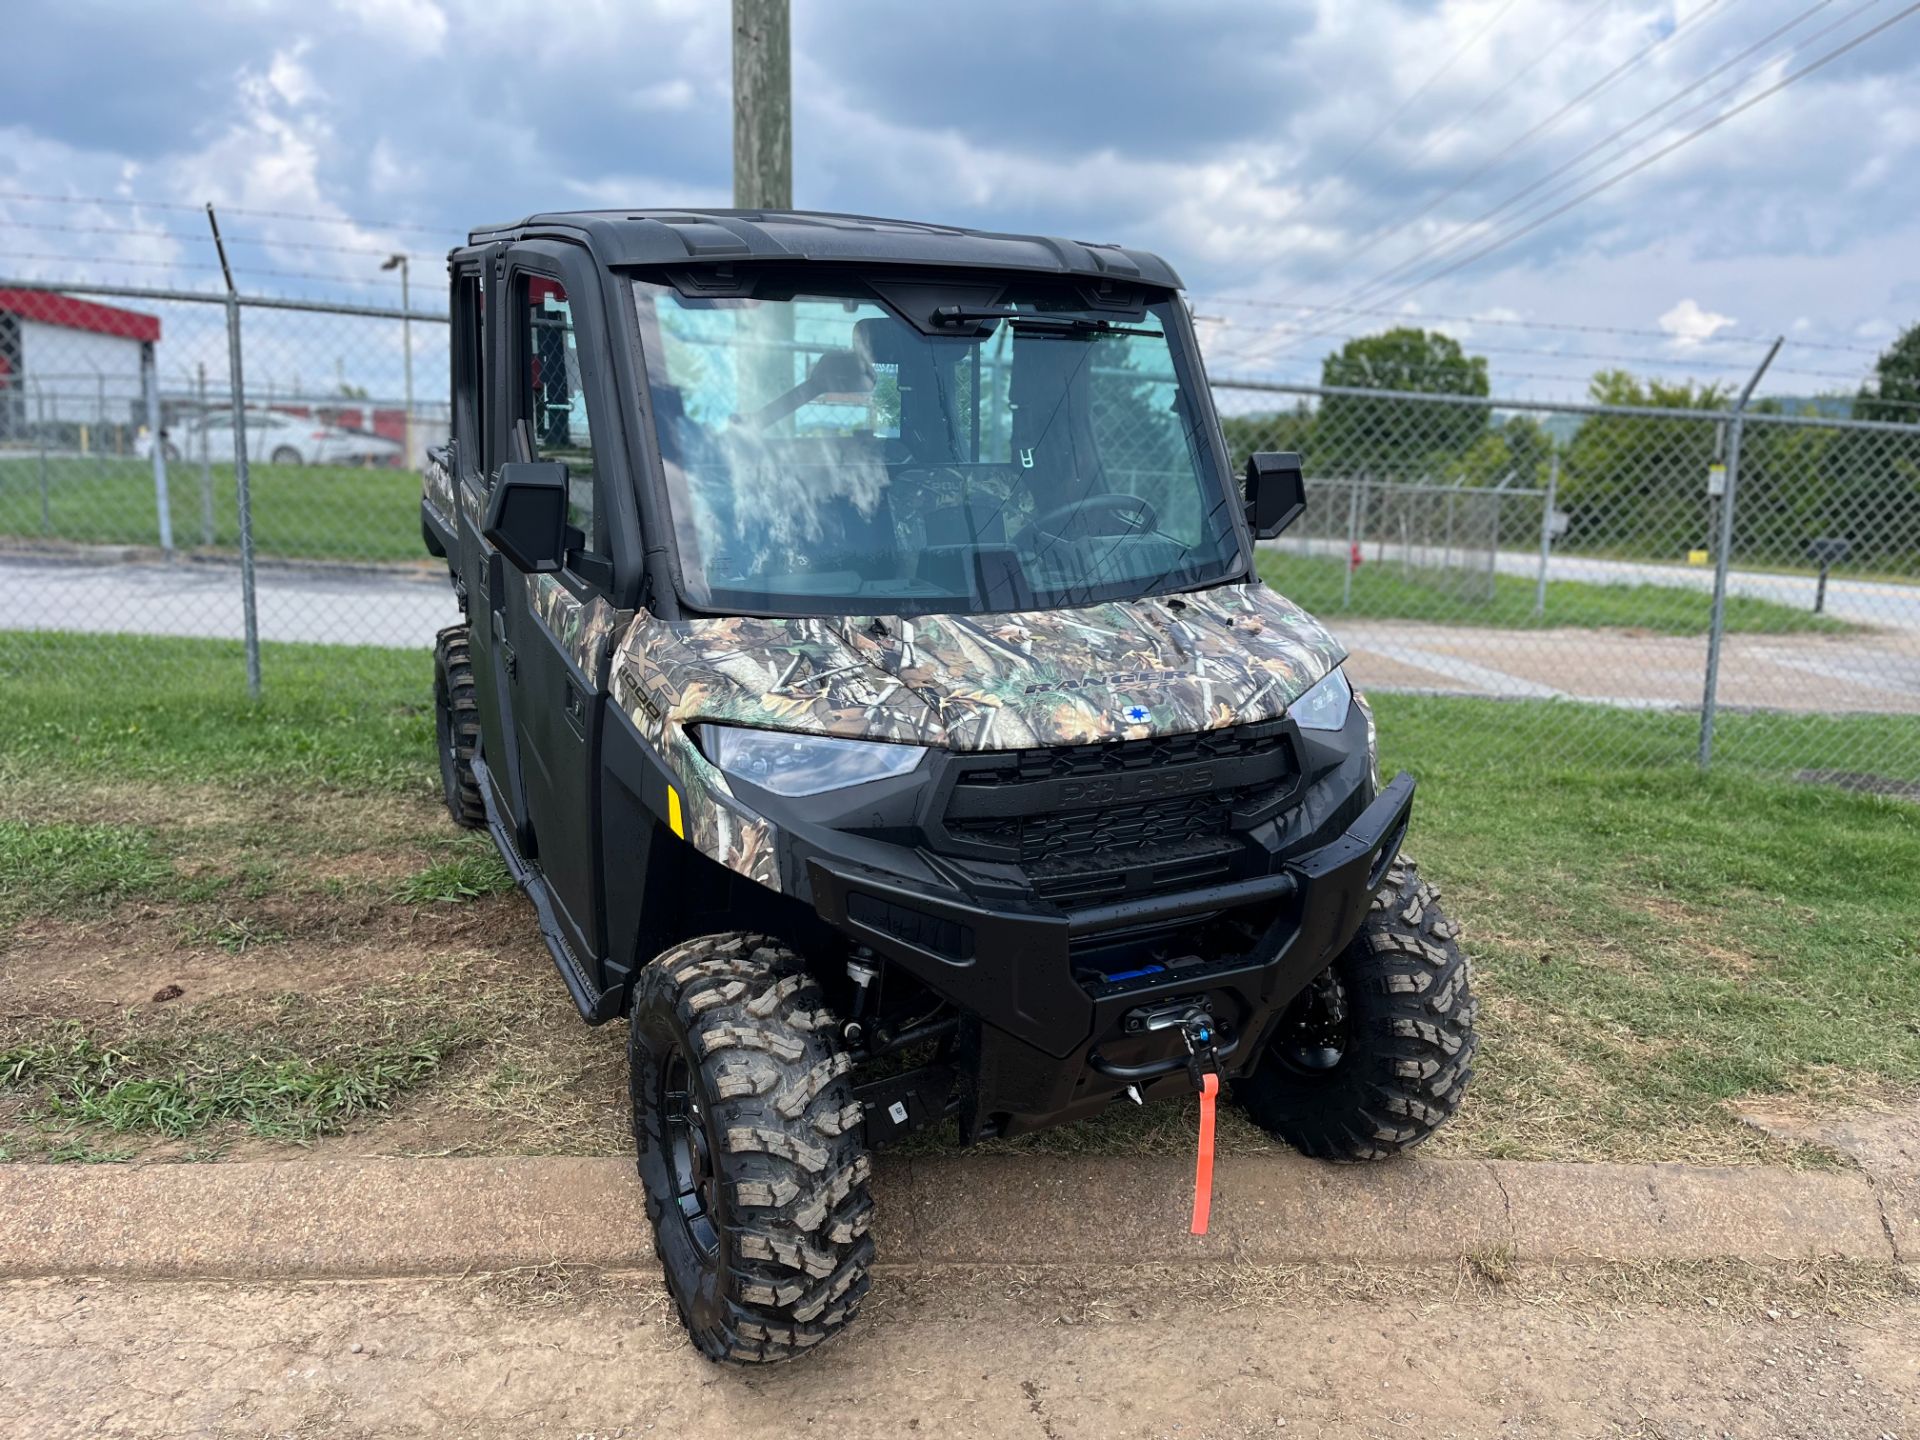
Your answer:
1312,0 -> 1741,286
1389,0 -> 1614,187
1195,294 -> 1890,356
1204,327 -> 1877,386
1322,0 -> 1857,318
1265,2 -> 1920,360
1305,0 -> 1529,208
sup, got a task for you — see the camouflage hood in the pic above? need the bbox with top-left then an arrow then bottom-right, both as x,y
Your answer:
611,582 -> 1347,752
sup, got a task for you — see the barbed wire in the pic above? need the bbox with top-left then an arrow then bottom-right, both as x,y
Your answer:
0,218 -> 425,259
0,250 -> 414,291
0,189 -> 460,238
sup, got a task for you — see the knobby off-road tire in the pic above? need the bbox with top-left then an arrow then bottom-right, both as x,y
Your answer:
1235,857 -> 1477,1160
432,625 -> 486,830
629,934 -> 875,1364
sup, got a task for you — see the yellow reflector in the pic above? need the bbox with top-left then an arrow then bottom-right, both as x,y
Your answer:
667,786 -> 684,838
1687,548 -> 1710,566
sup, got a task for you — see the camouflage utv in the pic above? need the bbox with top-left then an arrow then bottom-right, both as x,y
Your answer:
420,209 -> 1476,1364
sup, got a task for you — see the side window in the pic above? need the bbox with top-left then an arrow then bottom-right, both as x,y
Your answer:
517,276 -> 597,546
453,271 -> 485,474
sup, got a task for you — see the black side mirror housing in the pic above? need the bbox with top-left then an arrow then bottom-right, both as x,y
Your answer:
484,460 -> 571,573
1244,451 -> 1306,540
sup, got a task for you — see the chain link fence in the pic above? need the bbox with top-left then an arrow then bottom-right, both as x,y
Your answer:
0,282 -> 455,689
2,279 -> 1916,787
1216,378 -> 1920,784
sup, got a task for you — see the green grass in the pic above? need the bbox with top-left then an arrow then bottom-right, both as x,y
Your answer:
0,821 -> 173,924
393,847 -> 514,905
1373,692 -> 1920,1160
0,631 -> 433,794
1,632 -> 1917,1166
0,455 -> 424,563
1,1017 -> 458,1143
1258,550 -> 1857,635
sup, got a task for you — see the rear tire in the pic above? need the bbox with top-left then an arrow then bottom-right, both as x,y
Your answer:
629,934 -> 874,1364
433,625 -> 486,830
1233,858 -> 1477,1160
270,445 -> 302,466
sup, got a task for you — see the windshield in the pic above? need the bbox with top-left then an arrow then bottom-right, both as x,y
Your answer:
631,276 -> 1243,616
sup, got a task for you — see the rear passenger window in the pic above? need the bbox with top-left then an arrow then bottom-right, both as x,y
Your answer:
517,276 -> 598,544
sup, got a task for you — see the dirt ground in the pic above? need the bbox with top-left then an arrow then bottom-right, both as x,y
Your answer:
4,1264 -> 1919,1439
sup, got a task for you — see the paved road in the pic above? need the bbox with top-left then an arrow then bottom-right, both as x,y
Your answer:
0,551 -> 458,648
5,552 -> 1917,718
1270,536 -> 1920,632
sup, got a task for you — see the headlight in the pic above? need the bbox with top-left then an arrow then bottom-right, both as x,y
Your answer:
1289,667 -> 1353,732
694,725 -> 926,798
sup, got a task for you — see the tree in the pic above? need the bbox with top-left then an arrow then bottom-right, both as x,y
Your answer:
1856,322 -> 1920,423
1315,328 -> 1489,480
1218,402 -> 1314,476
1445,413 -> 1555,489
1560,371 -> 1728,555
1820,322 -> 1920,569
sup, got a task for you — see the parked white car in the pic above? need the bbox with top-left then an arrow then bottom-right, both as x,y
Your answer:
138,409 -> 405,468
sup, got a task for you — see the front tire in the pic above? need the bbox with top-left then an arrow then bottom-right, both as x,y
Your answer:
432,625 -> 485,830
629,934 -> 874,1364
1234,858 -> 1477,1160
270,445 -> 302,466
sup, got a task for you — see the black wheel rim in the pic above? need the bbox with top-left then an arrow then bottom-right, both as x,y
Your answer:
661,1051 -> 721,1257
1273,970 -> 1350,1076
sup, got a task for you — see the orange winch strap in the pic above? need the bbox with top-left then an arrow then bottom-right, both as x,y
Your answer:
1191,1072 -> 1219,1236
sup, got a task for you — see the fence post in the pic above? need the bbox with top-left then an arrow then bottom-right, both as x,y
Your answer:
224,294 -> 262,699
1535,454 -> 1558,618
197,362 -> 214,547
1698,337 -> 1783,771
1342,478 -> 1361,609
141,341 -> 174,556
209,204 -> 263,698
36,386 -> 50,535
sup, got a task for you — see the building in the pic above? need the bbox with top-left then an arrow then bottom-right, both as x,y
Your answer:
0,289 -> 162,440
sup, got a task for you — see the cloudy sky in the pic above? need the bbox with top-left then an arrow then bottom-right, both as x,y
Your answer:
3,0 -> 1916,402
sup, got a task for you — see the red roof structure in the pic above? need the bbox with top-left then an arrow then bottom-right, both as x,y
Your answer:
0,289 -> 161,343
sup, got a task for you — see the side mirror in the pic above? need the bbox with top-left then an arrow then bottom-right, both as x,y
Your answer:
1244,451 -> 1306,540
484,460 -> 570,573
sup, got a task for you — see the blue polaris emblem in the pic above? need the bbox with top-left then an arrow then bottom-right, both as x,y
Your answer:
1122,704 -> 1151,724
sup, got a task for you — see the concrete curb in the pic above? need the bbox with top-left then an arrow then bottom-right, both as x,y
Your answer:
0,1153 -> 1899,1283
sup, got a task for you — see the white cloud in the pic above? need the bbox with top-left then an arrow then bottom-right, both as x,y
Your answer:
1659,298 -> 1737,350
336,0 -> 448,57
631,79 -> 696,112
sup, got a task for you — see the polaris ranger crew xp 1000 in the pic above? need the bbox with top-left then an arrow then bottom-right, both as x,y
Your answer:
420,209 -> 1477,1364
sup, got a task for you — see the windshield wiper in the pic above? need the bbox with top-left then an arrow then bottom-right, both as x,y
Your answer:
930,306 -> 1162,338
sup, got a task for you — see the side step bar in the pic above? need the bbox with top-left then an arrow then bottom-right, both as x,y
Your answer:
470,755 -> 620,1025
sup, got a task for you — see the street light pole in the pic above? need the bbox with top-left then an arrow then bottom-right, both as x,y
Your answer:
382,253 -> 414,467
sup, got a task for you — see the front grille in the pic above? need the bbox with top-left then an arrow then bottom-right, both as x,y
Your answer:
948,791 -> 1253,864
951,722 -> 1288,787
936,719 -> 1301,893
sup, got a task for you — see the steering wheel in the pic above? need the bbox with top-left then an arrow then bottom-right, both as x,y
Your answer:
1026,491 -> 1160,543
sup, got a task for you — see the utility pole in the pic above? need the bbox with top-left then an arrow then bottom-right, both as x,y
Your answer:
733,0 -> 791,210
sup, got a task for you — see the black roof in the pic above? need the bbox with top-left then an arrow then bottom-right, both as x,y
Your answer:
465,209 -> 1182,289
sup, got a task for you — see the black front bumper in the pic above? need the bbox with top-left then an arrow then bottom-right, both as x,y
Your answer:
808,769 -> 1414,1137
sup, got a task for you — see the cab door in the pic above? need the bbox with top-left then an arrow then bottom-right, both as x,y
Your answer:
493,247 -> 622,986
